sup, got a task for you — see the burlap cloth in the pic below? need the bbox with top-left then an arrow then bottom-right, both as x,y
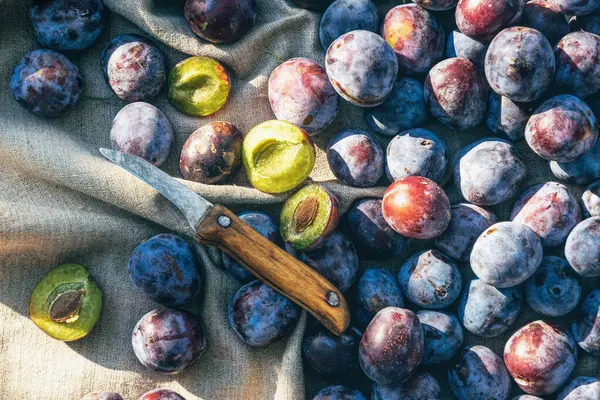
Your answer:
0,0 -> 598,399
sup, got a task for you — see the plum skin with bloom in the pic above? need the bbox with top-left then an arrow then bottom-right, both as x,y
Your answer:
353,268 -> 404,330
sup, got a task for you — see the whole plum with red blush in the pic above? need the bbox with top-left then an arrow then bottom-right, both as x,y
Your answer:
485,27 -> 555,103
504,321 -> 577,395
138,389 -> 186,400
448,346 -> 511,400
550,139 -> 600,184
525,94 -> 598,162
554,32 -> 600,98
354,268 -> 404,330
453,138 -> 527,206
511,182 -> 581,247
548,0 -> 600,16
381,4 -> 445,75
359,307 -> 423,386
327,129 -> 384,188
565,217 -> 600,277
312,386 -> 367,400
456,0 -> 524,42
445,30 -> 488,70
319,0 -> 379,50
382,176 -> 451,239
582,179 -> 600,217
424,58 -> 488,130
372,372 -> 442,400
80,392 -> 123,400
435,203 -> 498,262
557,376 -> 600,400
417,310 -> 463,365
571,289 -> 600,356
292,0 -> 334,11
268,58 -> 338,135
184,0 -> 255,44
522,0 -> 569,45
485,92 -> 533,141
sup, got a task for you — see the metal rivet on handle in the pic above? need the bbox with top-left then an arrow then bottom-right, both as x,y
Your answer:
218,215 -> 231,228
326,291 -> 340,307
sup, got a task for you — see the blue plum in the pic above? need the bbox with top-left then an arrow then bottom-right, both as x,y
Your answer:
132,308 -> 206,374
313,386 -> 367,400
417,310 -> 463,365
354,268 -> 404,330
372,373 -> 441,400
511,397 -> 543,400
557,377 -> 600,400
319,0 -> 379,50
228,280 -> 299,347
554,31 -> 600,98
522,1 -> 569,46
572,289 -> 600,356
565,217 -> 600,277
138,389 -> 186,400
582,180 -> 600,217
574,13 -> 600,35
398,249 -> 462,309
550,139 -> 600,184
485,92 -> 533,142
128,233 -> 202,307
80,393 -> 123,400
11,49 -> 82,118
445,30 -> 488,70
548,0 -> 600,17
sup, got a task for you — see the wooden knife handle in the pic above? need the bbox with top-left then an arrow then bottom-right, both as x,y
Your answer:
195,204 -> 350,336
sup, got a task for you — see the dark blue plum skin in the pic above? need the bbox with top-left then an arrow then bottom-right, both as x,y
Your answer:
364,78 -> 427,136
288,232 -> 359,293
526,256 -> 582,317
550,139 -> 600,185
398,249 -> 462,309
485,27 -> 555,103
358,307 -> 424,386
549,0 -> 600,18
30,0 -> 105,51
228,280 -> 299,347
445,30 -> 488,70
101,34 -> 167,102
138,389 -> 187,400
485,92 -> 533,142
221,212 -> 278,282
10,49 -> 82,118
435,203 -> 498,262
354,268 -> 404,330
184,0 -> 256,45
302,321 -> 362,378
128,233 -> 202,307
385,128 -> 448,183
345,198 -> 410,260
417,310 -> 463,365
458,279 -> 522,338
554,31 -> 600,98
80,392 -> 123,400
292,0 -> 334,11
131,308 -> 207,374
312,385 -> 367,400
573,13 -> 600,35
448,346 -> 511,400
582,180 -> 600,217
319,0 -> 379,50
572,289 -> 600,356
522,0 -> 569,46
372,372 -> 442,400
511,396 -> 543,400
565,217 -> 600,277
557,376 -> 600,400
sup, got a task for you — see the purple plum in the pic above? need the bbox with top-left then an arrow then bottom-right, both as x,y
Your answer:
485,92 -> 533,141
138,389 -> 186,400
184,0 -> 256,44
319,0 -> 379,50
554,31 -> 600,98
80,393 -> 123,400
313,386 -> 367,400
548,0 -> 600,16
522,0 -> 569,45
445,30 -> 488,70
372,372 -> 442,400
557,376 -> 600,400
572,289 -> 600,356
550,139 -> 600,184
417,310 -> 463,365
354,268 -> 404,330
456,0 -> 524,42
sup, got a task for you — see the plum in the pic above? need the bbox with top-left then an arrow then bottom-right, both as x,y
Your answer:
29,264 -> 102,342
280,184 -> 339,250
30,0 -> 105,51
548,0 -> 600,16
398,249 -> 462,309
167,56 -> 230,117
363,78 -> 427,136
345,198 -> 410,260
382,176 -> 451,239
359,307 -> 423,386
292,0 -> 334,11
504,320 -> 577,395
453,138 -> 527,206
132,308 -> 206,373
228,280 -> 299,347
325,30 -> 398,106
572,289 -> 600,355
582,180 -> 600,217
445,30 -> 488,70
565,217 -> 600,277
413,0 -> 457,10
179,121 -> 243,184
184,0 -> 255,44
312,386 -> 367,400
550,139 -> 600,184
138,389 -> 186,400
302,321 -> 362,378
11,49 -> 82,118
554,31 -> 600,98
470,221 -> 542,288
424,58 -> 488,130
526,256 -> 581,317
327,129 -> 384,188
574,13 -> 600,35
511,182 -> 581,247
128,233 -> 203,307
511,397 -> 543,400
485,93 -> 533,141
101,34 -> 166,103
557,377 -> 600,400
80,392 -> 123,400
221,212 -> 278,282
288,232 -> 359,293
111,102 -> 174,167
372,372 -> 442,400
381,5 -> 445,75
319,0 -> 379,50
435,203 -> 498,262
448,345 -> 511,400
458,279 -> 522,337
354,268 -> 404,330
456,0 -> 524,42
417,310 -> 463,365
522,0 -> 569,45
268,58 -> 339,135
242,120 -> 315,194
385,128 -> 448,184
